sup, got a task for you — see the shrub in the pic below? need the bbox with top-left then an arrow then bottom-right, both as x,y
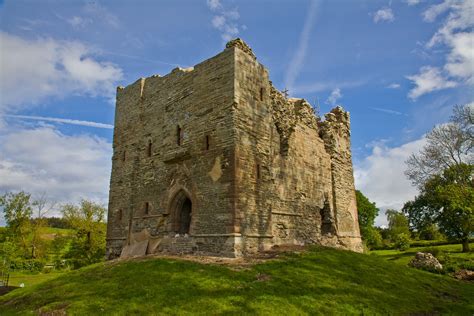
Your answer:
363,226 -> 383,250
394,233 -> 411,251
9,259 -> 45,272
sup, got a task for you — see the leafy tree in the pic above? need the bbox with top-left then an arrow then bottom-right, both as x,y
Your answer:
404,163 -> 473,252
386,209 -> 410,241
404,104 -> 473,252
418,224 -> 444,241
355,190 -> 381,249
0,191 -> 33,257
62,200 -> 106,268
405,104 -> 473,188
30,193 -> 56,259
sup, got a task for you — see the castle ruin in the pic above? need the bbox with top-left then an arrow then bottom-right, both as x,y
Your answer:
106,39 -> 362,259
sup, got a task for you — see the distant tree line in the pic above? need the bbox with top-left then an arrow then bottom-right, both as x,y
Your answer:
0,191 -> 106,272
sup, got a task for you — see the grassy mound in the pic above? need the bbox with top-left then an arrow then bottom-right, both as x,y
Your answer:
1,247 -> 472,315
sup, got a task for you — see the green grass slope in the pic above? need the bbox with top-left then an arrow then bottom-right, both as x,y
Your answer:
1,247 -> 472,315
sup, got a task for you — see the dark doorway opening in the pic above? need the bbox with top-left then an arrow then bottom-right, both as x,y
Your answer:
178,198 -> 192,234
172,191 -> 192,234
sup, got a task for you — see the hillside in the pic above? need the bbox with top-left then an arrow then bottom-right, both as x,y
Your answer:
1,247 -> 473,315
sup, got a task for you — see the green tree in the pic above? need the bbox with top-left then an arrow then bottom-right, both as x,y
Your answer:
355,190 -> 381,249
62,199 -> 106,268
404,104 -> 473,252
386,209 -> 410,241
0,191 -> 33,257
404,163 -> 473,252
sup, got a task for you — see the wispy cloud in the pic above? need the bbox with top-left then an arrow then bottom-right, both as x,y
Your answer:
404,0 -> 422,6
3,115 -> 114,129
284,0 -> 319,94
372,8 -> 395,23
369,107 -> 405,116
83,1 -> 119,29
325,88 -> 342,105
207,0 -> 242,41
292,79 -> 365,95
387,83 -> 401,89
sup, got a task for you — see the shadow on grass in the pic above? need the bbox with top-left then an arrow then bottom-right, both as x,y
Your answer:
1,247 -> 473,315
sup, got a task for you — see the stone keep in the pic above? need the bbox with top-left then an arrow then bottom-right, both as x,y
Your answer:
106,39 -> 362,259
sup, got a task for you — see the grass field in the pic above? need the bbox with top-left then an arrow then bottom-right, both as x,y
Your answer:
371,242 -> 474,272
0,246 -> 472,315
8,271 -> 64,288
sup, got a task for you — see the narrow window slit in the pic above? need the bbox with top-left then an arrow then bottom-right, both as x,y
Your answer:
205,135 -> 210,150
177,125 -> 183,146
259,87 -> 264,101
147,140 -> 152,157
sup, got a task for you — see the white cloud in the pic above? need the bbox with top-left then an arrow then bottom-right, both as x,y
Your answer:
212,15 -> 226,29
3,115 -> 113,129
0,126 -> 112,208
406,66 -> 457,99
284,0 -> 319,94
354,138 -> 426,226
207,0 -> 222,11
207,1 -> 242,42
325,88 -> 342,105
373,8 -> 395,23
404,0 -> 422,5
387,83 -> 401,89
408,0 -> 474,99
443,31 -> 474,83
422,0 -> 454,23
0,32 -> 123,111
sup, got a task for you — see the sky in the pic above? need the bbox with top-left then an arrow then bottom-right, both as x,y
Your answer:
0,0 -> 472,226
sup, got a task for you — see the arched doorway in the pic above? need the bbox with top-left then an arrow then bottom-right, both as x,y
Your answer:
171,190 -> 192,234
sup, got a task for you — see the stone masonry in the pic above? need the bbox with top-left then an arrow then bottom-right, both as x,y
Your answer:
106,39 -> 363,259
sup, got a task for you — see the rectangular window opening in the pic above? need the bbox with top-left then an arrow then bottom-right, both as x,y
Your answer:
256,164 -> 261,179
118,209 -> 123,221
122,150 -> 126,162
260,87 -> 264,101
205,135 -> 210,150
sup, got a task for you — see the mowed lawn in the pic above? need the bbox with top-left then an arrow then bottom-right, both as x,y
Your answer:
0,247 -> 473,315
8,271 -> 65,288
371,242 -> 474,270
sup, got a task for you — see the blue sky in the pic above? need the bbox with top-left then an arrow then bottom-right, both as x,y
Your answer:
0,0 -> 472,226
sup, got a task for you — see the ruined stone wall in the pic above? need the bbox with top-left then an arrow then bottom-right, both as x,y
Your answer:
232,40 -> 361,254
232,44 -> 350,254
106,39 -> 362,259
319,108 -> 362,251
106,48 -> 239,259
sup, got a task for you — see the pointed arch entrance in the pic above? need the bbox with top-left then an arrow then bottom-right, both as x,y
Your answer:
170,190 -> 192,234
